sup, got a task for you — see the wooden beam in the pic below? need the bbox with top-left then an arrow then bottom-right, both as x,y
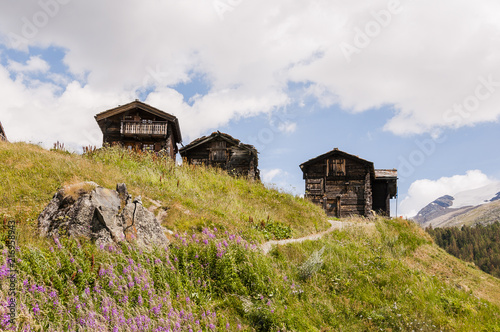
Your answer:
336,195 -> 341,218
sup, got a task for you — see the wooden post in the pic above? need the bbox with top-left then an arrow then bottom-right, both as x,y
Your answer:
336,195 -> 341,218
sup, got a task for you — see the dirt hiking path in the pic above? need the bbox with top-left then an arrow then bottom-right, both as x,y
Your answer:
261,220 -> 353,254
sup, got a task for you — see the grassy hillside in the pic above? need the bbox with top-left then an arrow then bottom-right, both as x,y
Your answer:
1,141 -> 500,331
426,222 -> 500,278
0,141 -> 329,243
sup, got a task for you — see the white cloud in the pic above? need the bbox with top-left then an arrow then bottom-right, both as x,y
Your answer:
0,63 -> 131,150
261,168 -> 283,183
277,121 -> 297,134
399,170 -> 497,217
8,55 -> 50,73
0,0 -> 500,147
260,168 -> 299,194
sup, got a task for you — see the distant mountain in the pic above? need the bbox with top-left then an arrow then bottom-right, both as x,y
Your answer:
413,183 -> 500,228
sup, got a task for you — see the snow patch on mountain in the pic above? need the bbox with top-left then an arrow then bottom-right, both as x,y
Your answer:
412,182 -> 500,227
452,182 -> 500,208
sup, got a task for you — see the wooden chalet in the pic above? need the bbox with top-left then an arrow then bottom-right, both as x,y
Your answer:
94,100 -> 182,160
179,131 -> 260,180
0,121 -> 7,142
300,148 -> 397,217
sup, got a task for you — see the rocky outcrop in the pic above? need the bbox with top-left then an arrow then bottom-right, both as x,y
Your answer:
38,182 -> 169,247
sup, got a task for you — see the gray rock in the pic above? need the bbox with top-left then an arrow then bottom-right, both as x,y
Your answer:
37,183 -> 168,247
116,183 -> 130,203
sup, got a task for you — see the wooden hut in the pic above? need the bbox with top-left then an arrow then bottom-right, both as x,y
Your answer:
179,131 -> 260,180
94,100 -> 182,160
0,121 -> 7,142
300,148 -> 397,217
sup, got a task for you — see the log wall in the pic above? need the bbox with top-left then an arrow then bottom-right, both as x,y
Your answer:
181,137 -> 259,180
304,156 -> 372,217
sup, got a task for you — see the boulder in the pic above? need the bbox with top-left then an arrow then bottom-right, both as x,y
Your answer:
38,182 -> 169,247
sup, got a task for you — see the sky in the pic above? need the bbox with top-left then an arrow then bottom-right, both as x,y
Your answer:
1,0 -> 500,217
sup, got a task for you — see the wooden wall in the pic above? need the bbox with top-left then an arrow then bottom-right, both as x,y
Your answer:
182,138 -> 259,180
304,156 -> 372,217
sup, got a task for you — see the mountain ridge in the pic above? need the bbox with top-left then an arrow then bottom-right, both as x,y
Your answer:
413,182 -> 500,228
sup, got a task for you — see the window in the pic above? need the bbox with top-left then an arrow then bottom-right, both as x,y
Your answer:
326,159 -> 345,176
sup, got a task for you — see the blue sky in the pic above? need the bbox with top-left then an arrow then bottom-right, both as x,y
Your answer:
1,0 -> 500,217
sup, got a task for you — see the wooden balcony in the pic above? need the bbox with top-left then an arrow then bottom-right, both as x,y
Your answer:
121,121 -> 168,136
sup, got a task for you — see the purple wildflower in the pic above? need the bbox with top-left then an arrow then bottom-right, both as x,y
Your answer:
54,237 -> 63,249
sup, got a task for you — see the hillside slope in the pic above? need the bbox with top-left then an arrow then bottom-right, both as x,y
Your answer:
1,141 -> 500,331
0,141 -> 329,242
432,200 -> 500,228
416,199 -> 500,229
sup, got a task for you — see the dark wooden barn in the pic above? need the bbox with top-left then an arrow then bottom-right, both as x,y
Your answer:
0,121 -> 7,142
94,100 -> 182,160
179,131 -> 260,180
300,148 -> 397,217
